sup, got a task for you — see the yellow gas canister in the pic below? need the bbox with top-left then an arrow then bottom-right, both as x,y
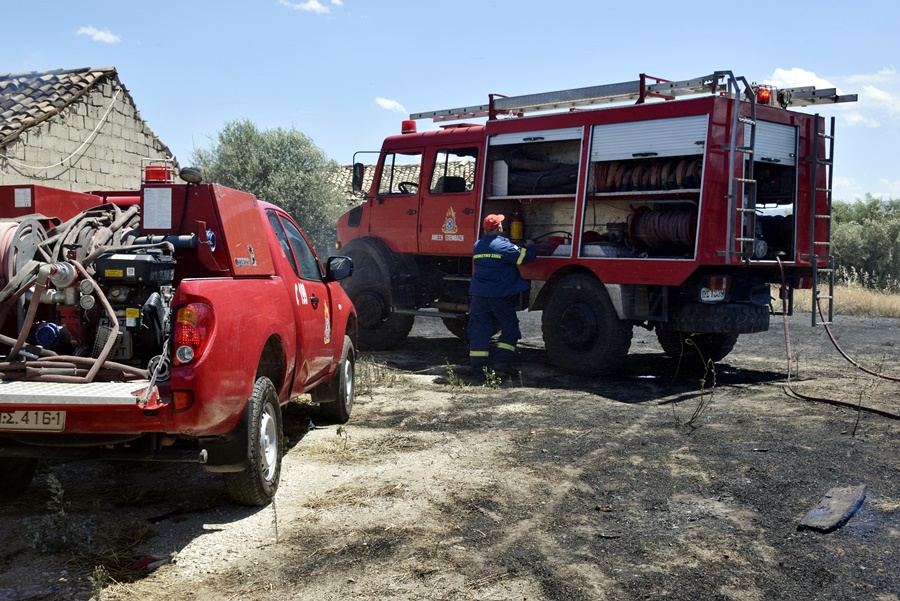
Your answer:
509,208 -> 524,244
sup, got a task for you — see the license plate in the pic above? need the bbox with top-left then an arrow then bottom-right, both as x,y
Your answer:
0,410 -> 66,432
700,287 -> 726,302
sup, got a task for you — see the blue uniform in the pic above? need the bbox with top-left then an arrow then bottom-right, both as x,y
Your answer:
468,235 -> 536,373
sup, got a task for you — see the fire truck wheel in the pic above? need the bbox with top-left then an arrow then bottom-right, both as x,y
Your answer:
223,377 -> 283,507
655,328 -> 740,363
442,316 -> 497,340
542,274 -> 633,375
313,335 -> 355,424
0,457 -> 37,503
342,248 -> 414,350
354,290 -> 414,350
668,303 -> 769,334
442,316 -> 468,340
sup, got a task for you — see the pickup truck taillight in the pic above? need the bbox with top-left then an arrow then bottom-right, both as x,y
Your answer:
173,303 -> 214,365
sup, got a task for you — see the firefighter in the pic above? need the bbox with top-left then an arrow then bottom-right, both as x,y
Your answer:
468,214 -> 537,377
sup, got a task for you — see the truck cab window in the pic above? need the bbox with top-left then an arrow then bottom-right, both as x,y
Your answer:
429,147 -> 478,194
267,210 -> 299,276
267,210 -> 321,281
378,151 -> 422,195
280,217 -> 323,281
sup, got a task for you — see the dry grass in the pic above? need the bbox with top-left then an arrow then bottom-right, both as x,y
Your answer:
356,354 -> 407,396
305,430 -> 430,463
793,284 -> 900,318
300,482 -> 405,510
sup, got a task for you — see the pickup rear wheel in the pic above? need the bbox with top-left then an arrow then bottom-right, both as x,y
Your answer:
541,274 -> 633,375
223,377 -> 282,506
312,335 -> 355,424
0,458 -> 37,503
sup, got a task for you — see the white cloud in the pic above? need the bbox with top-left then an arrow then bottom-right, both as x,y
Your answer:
375,97 -> 407,113
878,177 -> 900,195
76,26 -> 121,44
278,0 -> 342,13
764,67 -> 839,92
843,111 -> 880,128
765,67 -> 900,130
846,67 -> 897,85
862,84 -> 900,116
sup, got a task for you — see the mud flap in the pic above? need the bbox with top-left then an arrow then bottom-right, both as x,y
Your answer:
200,402 -> 250,473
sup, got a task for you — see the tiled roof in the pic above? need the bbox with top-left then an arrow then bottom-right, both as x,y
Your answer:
0,66 -> 124,149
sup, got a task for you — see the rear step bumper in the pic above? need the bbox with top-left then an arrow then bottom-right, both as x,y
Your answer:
0,380 -> 158,407
0,445 -> 207,463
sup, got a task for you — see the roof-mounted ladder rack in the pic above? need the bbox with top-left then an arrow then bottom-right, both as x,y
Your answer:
410,71 -> 858,123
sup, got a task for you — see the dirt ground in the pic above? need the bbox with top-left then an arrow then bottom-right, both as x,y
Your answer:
1,311 -> 899,601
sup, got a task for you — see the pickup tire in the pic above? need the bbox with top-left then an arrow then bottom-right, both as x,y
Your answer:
0,457 -> 37,502
656,328 -> 739,363
223,377 -> 282,506
541,274 -> 633,375
312,335 -> 355,424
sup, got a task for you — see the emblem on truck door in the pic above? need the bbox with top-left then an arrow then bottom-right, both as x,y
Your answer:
432,207 -> 464,242
441,206 -> 459,235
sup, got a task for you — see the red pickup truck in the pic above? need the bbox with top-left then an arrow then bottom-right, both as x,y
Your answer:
0,164 -> 357,506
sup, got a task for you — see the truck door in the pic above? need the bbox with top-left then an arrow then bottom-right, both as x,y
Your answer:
368,150 -> 423,253
266,209 -> 333,387
418,146 -> 479,255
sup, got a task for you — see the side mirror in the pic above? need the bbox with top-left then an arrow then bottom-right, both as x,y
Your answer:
325,256 -> 353,282
352,163 -> 365,193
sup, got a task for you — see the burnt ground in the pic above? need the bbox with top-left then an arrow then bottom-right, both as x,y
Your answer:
0,311 -> 898,601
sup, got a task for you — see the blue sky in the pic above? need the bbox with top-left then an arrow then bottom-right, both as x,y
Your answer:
5,0 -> 898,202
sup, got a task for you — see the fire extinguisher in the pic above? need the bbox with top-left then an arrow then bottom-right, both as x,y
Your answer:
509,206 -> 524,245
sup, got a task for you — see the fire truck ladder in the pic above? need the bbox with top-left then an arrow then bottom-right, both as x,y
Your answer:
721,73 -> 759,264
807,115 -> 837,326
410,72 -> 733,122
410,70 -> 856,123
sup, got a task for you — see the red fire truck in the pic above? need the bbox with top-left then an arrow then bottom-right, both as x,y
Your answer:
337,70 -> 856,374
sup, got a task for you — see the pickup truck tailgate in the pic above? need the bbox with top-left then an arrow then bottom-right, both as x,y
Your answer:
0,380 -> 155,406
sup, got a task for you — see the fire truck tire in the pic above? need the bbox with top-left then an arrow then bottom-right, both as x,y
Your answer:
667,303 -> 769,334
442,316 -> 468,340
353,289 -> 414,350
655,328 -> 740,363
0,457 -> 37,502
313,335 -> 355,424
342,245 -> 414,350
223,377 -> 282,507
542,274 -> 633,375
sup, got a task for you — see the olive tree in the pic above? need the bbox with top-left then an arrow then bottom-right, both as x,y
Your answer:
191,119 -> 345,251
832,194 -> 900,291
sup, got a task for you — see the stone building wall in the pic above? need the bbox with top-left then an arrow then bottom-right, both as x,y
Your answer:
0,79 -> 170,192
